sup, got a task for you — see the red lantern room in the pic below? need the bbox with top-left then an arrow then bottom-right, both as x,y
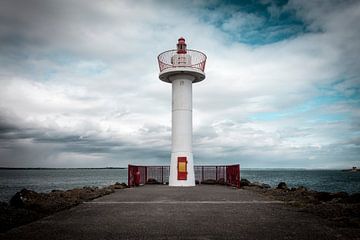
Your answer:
177,37 -> 187,54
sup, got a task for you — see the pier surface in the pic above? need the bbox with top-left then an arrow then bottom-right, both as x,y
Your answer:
0,185 -> 351,240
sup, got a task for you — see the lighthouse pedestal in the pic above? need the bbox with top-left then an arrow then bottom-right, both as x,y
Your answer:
158,38 -> 206,187
169,153 -> 195,186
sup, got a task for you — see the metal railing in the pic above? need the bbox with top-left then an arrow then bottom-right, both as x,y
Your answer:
128,164 -> 240,188
157,49 -> 207,73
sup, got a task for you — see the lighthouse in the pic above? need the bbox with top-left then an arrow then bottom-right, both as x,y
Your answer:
158,37 -> 207,186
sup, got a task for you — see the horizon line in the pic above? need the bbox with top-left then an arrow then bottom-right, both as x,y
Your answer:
0,166 -> 356,170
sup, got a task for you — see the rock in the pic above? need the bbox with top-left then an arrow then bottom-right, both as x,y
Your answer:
3,184 -> 125,233
249,182 -> 271,189
330,192 -> 348,200
277,182 -> 288,190
9,189 -> 39,208
113,182 -> 127,189
348,193 -> 360,203
83,186 -> 98,192
217,178 -> 226,185
201,179 -> 217,185
9,191 -> 24,208
240,178 -> 250,187
51,190 -> 62,193
314,192 -> 332,202
296,186 -> 308,192
146,178 -> 161,184
250,182 -> 264,188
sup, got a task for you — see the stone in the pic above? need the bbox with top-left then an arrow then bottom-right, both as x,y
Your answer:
201,179 -> 217,185
217,178 -> 226,185
250,182 -> 264,188
9,189 -> 39,209
296,186 -> 308,192
330,192 -> 348,200
147,178 -> 161,184
348,193 -> 360,203
314,192 -> 332,202
113,182 -> 127,189
240,178 -> 250,187
277,182 -> 288,190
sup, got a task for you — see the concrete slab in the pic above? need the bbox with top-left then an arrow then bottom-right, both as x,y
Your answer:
0,185 -> 347,240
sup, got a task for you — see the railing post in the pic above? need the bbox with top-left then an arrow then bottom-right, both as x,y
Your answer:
224,166 -> 226,184
237,164 -> 241,188
145,166 -> 147,184
216,166 -> 218,181
128,165 -> 130,187
202,166 -> 204,183
161,166 -> 164,184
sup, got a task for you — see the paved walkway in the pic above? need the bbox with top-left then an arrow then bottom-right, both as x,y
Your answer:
1,185 -> 347,240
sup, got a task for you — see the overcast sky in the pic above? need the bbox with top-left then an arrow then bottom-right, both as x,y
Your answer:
0,0 -> 359,168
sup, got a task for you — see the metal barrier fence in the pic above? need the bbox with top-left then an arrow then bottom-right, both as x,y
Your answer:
128,164 -> 240,188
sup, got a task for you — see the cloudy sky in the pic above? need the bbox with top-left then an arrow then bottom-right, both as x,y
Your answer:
0,0 -> 359,169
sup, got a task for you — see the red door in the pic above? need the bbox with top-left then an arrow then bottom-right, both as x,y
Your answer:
177,157 -> 187,180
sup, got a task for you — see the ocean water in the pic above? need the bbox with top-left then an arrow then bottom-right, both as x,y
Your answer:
0,169 -> 128,202
0,169 -> 359,202
241,169 -> 360,194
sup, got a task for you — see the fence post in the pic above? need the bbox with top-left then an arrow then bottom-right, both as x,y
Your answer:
202,166 -> 204,182
161,166 -> 164,184
216,166 -> 218,181
237,164 -> 241,188
128,165 -> 130,187
145,166 -> 147,184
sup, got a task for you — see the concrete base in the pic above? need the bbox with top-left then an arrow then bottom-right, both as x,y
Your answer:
169,152 -> 195,186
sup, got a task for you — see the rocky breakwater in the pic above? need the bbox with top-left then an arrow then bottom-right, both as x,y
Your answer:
0,182 -> 127,233
240,179 -> 360,229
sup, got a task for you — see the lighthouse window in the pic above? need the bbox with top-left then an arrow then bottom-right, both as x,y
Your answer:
180,81 -> 184,86
177,56 -> 186,64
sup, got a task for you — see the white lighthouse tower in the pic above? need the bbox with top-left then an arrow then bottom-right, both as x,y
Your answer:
158,37 -> 207,186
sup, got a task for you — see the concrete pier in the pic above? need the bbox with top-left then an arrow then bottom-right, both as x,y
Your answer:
0,185 -> 348,240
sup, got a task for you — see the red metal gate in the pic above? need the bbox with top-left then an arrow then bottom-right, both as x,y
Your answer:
226,164 -> 240,188
127,165 -> 147,187
128,164 -> 240,188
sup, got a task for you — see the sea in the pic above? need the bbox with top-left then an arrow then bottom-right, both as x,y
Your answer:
0,168 -> 359,202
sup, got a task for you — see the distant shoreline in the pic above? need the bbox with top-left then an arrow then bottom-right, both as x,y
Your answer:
0,167 -> 126,170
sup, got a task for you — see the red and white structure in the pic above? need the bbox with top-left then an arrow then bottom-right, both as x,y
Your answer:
158,37 -> 207,186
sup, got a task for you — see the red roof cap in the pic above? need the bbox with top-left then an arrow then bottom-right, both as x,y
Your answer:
178,37 -> 185,43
